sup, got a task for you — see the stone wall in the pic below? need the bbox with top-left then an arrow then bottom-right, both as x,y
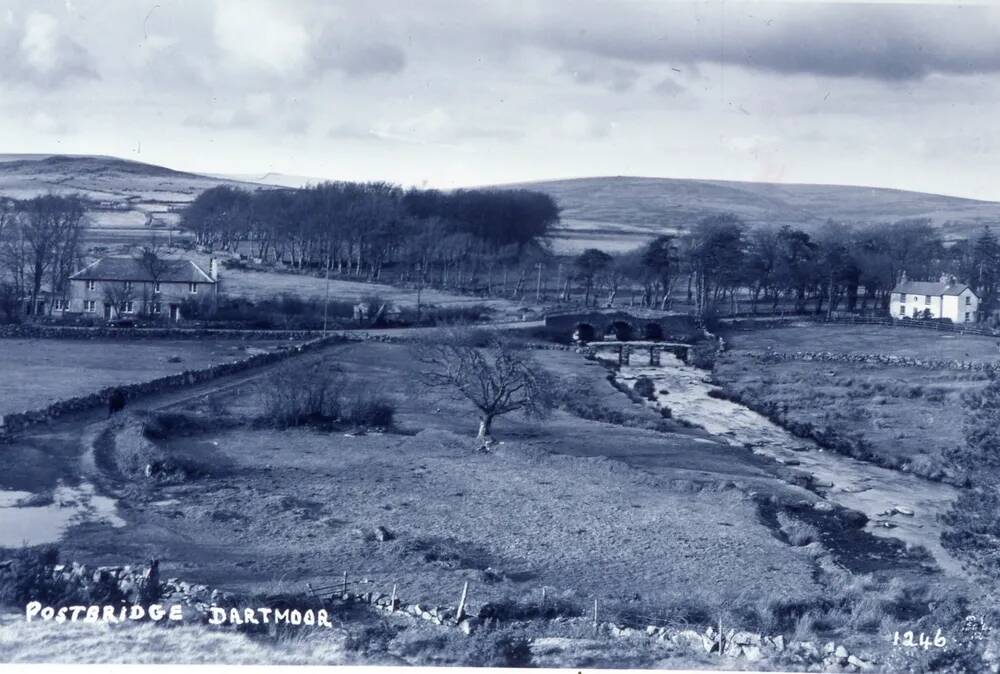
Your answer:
0,334 -> 349,438
5,558 -> 878,671
746,349 -> 998,373
0,324 -> 326,341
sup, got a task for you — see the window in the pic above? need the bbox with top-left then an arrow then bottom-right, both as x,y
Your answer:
188,283 -> 198,294
86,280 -> 96,291
925,295 -> 931,305
53,299 -> 65,310
153,282 -> 161,294
84,300 -> 96,312
966,312 -> 971,322
966,296 -> 972,306
152,302 -> 161,314
124,301 -> 134,314
124,281 -> 134,291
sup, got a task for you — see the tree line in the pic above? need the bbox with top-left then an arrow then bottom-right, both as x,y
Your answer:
570,215 -> 1000,320
184,182 -> 1000,321
0,195 -> 86,322
181,183 -> 560,287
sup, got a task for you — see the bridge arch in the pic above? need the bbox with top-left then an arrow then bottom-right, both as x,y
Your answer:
573,322 -> 596,343
606,320 -> 634,341
642,322 -> 664,341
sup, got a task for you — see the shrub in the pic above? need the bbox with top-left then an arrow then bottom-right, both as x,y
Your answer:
260,360 -> 343,428
344,393 -> 396,428
633,376 -> 656,400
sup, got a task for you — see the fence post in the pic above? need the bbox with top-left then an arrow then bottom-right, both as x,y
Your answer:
456,581 -> 469,622
342,571 -> 348,597
390,583 -> 397,612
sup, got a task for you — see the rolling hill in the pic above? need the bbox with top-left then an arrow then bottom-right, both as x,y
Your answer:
0,154 -> 266,250
507,176 -> 1000,253
3,155 -> 1000,256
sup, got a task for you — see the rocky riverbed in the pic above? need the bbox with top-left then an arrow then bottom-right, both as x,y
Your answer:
609,353 -> 963,578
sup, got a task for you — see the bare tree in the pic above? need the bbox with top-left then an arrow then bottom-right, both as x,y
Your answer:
135,239 -> 171,315
417,332 -> 555,447
103,283 -> 136,319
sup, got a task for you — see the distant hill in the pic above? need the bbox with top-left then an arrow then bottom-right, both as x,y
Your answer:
4,156 -> 999,256
503,176 -> 1000,253
0,155 -> 266,250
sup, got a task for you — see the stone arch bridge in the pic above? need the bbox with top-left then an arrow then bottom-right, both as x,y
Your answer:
542,309 -> 701,345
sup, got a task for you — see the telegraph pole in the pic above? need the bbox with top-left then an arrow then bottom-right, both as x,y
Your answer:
323,257 -> 331,336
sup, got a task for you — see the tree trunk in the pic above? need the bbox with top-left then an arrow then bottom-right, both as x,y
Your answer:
476,414 -> 494,447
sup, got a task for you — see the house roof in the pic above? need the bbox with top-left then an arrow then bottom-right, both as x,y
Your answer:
892,280 -> 974,297
69,257 -> 215,284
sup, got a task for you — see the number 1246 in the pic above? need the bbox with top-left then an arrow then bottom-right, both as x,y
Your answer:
893,630 -> 947,649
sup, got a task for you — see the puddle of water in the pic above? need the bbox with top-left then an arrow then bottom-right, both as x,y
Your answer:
606,353 -> 963,577
0,481 -> 125,548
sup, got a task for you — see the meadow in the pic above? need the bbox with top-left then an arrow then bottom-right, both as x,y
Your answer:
715,323 -> 996,480
0,339 -> 289,416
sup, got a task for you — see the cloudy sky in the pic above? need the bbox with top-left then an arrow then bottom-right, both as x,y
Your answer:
1,0 -> 999,199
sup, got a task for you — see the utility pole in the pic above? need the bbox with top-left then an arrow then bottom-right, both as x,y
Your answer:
535,262 -> 543,303
323,257 -> 331,336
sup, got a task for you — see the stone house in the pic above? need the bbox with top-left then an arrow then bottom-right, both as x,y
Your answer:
62,256 -> 219,321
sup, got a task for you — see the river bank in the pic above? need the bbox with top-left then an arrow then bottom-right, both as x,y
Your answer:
608,352 -> 963,579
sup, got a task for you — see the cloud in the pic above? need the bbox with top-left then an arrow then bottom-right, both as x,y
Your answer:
213,0 -> 309,76
530,3 -> 1000,82
316,41 -> 406,78
0,10 -> 96,86
558,111 -> 613,140
559,57 -> 639,93
652,77 -> 684,97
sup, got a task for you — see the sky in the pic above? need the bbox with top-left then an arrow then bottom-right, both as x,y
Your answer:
1,0 -> 1000,199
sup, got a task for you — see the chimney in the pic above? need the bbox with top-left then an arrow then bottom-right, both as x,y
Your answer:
209,257 -> 219,282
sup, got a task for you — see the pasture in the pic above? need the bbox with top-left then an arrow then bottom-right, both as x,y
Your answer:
0,339 -> 291,416
67,342 -> 824,625
715,323 -> 995,480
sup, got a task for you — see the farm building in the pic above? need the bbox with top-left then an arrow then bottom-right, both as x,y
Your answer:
59,256 -> 219,321
891,277 -> 979,323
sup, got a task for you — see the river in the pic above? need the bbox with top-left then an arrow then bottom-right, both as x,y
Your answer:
606,353 -> 963,578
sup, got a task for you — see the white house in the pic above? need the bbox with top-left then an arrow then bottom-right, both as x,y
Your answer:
890,277 -> 979,323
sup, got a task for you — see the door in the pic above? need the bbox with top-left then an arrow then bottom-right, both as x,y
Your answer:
169,304 -> 179,321
103,303 -> 112,319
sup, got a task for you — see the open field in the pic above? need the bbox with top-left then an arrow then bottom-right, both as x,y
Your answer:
65,342 -> 822,613
204,264 -> 525,314
0,339 -> 291,415
1,338 -> 974,666
714,324 -> 995,480
723,322 -> 1000,362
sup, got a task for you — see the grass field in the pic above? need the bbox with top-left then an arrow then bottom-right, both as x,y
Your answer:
204,264 -> 524,314
0,339 -> 290,415
66,342 -> 822,615
715,324 -> 994,480
5,338 -> 970,665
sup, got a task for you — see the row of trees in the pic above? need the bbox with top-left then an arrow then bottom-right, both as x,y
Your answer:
185,182 -> 1000,320
181,183 -> 560,285
0,195 -> 87,322
570,216 -> 1000,319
